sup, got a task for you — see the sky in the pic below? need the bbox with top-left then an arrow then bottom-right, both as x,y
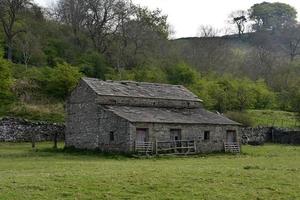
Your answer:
35,0 -> 300,38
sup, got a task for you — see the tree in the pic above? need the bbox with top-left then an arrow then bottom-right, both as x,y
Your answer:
79,52 -> 111,80
0,49 -> 12,96
15,30 -> 39,68
279,26 -> 300,62
166,62 -> 197,86
197,25 -> 219,37
47,63 -> 82,99
228,10 -> 248,38
108,5 -> 169,69
55,0 -> 87,44
84,0 -> 120,53
0,0 -> 30,60
249,2 -> 297,32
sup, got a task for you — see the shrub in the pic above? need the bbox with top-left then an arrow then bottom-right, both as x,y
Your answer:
225,111 -> 254,126
0,50 -> 12,96
46,63 -> 82,99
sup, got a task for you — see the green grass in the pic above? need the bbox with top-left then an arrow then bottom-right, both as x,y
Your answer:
0,143 -> 299,199
0,102 -> 64,123
226,109 -> 300,128
247,110 -> 299,128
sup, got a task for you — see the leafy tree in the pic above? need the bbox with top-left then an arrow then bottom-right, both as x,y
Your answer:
79,52 -> 111,80
166,63 -> 197,86
0,0 -> 31,60
291,89 -> 300,115
253,80 -> 276,109
249,2 -> 297,31
46,63 -> 82,99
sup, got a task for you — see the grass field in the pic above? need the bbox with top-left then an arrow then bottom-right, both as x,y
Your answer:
247,110 -> 299,128
226,110 -> 300,128
0,143 -> 299,199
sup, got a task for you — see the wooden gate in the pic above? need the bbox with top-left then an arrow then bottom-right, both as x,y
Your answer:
156,140 -> 196,155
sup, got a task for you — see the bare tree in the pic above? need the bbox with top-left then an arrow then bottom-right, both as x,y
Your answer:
55,0 -> 87,43
279,26 -> 300,62
197,25 -> 219,37
15,30 -> 38,69
84,0 -> 120,53
228,10 -> 248,38
0,0 -> 30,60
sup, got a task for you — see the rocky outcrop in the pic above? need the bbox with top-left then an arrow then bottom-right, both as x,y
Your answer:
0,117 -> 65,142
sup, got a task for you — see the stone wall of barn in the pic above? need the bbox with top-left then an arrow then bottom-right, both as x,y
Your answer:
65,81 -> 99,149
97,106 -> 131,152
132,123 -> 240,153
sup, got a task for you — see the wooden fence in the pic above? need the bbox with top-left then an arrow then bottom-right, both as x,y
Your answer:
134,140 -> 197,155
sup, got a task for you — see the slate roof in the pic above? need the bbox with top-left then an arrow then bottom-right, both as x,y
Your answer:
82,77 -> 201,101
105,106 -> 240,125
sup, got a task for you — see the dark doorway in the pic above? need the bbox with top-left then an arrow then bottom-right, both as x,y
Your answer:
170,129 -> 182,141
226,130 -> 237,143
136,128 -> 149,143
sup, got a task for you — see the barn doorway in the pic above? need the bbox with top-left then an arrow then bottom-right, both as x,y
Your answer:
136,128 -> 149,143
226,130 -> 237,143
170,129 -> 182,141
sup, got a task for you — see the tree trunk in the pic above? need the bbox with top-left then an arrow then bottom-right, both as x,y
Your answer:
7,40 -> 13,61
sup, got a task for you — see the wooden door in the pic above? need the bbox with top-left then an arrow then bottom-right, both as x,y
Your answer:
226,130 -> 237,143
170,129 -> 182,141
136,128 -> 148,143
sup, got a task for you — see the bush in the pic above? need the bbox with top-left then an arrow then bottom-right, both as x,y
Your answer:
166,62 -> 198,86
225,111 -> 254,126
79,52 -> 112,80
0,50 -> 12,96
46,63 -> 82,99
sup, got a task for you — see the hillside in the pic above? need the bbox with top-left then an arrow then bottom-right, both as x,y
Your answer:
0,0 -> 299,125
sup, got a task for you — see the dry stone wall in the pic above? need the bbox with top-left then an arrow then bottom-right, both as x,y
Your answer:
0,117 -> 65,142
241,127 -> 300,145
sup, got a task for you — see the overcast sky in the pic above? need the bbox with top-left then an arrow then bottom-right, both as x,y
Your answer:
35,0 -> 300,38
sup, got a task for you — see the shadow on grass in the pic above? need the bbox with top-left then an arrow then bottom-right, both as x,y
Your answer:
37,146 -> 243,160
1,142 -> 244,160
38,147 -> 134,160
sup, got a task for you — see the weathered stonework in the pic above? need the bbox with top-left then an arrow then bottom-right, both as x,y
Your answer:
241,127 -> 300,145
240,127 -> 271,145
132,123 -> 240,153
0,117 -> 64,142
65,78 -> 241,153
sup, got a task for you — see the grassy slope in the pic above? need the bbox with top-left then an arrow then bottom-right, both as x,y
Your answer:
0,102 -> 65,123
0,143 -> 299,199
246,110 -> 299,128
226,110 -> 299,128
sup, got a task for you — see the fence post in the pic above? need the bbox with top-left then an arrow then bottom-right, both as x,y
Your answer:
53,132 -> 58,149
155,140 -> 158,155
31,132 -> 36,149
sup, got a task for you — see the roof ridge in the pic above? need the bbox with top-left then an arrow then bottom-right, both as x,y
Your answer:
81,77 -> 201,101
82,77 -> 184,88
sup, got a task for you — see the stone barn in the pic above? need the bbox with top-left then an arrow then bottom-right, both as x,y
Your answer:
66,77 -> 241,154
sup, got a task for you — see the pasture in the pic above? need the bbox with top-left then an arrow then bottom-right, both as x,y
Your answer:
0,143 -> 299,200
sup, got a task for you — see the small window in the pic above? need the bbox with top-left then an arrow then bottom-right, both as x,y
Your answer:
204,131 -> 210,141
109,131 -> 115,141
